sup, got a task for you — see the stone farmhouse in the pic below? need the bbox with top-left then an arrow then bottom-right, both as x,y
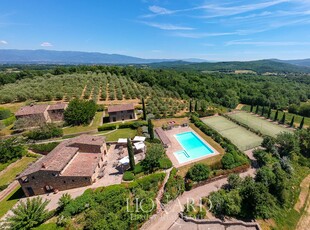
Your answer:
15,102 -> 67,126
17,135 -> 107,196
107,103 -> 136,122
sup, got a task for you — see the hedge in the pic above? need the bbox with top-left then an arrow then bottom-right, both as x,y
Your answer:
29,142 -> 59,154
98,123 -> 117,131
118,121 -> 147,129
123,171 -> 135,181
159,157 -> 173,169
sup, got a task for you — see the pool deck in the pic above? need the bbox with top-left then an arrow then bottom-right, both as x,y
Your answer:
164,126 -> 220,168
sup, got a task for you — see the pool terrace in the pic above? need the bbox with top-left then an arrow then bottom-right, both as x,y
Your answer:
162,126 -> 220,168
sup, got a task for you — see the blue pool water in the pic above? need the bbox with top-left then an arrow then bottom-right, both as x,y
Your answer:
173,132 -> 214,163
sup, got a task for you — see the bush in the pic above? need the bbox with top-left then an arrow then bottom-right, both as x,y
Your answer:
222,151 -> 248,169
159,157 -> 173,169
186,163 -> 210,182
0,109 -> 12,120
133,163 -> 144,174
26,124 -> 63,140
3,116 -> 16,126
161,168 -> 185,203
29,142 -> 59,154
118,121 -> 147,129
98,123 -> 117,131
123,171 -> 135,181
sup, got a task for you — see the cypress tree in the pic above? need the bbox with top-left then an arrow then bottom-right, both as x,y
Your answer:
250,103 -> 254,113
127,138 -> 135,170
255,105 -> 259,114
189,100 -> 192,113
280,112 -> 286,124
300,117 -> 305,129
290,116 -> 295,127
148,119 -> 154,140
274,109 -> 279,121
261,106 -> 265,116
195,101 -> 198,112
142,98 -> 146,121
267,107 -> 272,119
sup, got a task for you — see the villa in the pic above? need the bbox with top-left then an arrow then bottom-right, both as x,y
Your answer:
107,103 -> 135,122
17,135 -> 107,196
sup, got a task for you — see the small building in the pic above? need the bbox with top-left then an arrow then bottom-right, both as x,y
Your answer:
15,103 -> 67,126
15,104 -> 50,124
17,135 -> 107,196
107,103 -> 135,122
47,103 -> 68,122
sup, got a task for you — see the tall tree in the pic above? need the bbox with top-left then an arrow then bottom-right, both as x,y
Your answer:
250,103 -> 254,113
299,117 -> 305,129
261,106 -> 265,116
189,100 -> 193,113
267,107 -> 272,119
127,138 -> 135,170
274,109 -> 279,121
290,116 -> 295,127
148,119 -> 154,140
195,100 -> 198,112
280,113 -> 286,124
142,98 -> 146,120
255,105 -> 259,114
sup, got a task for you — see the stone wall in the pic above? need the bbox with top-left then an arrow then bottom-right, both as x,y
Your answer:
109,110 -> 135,122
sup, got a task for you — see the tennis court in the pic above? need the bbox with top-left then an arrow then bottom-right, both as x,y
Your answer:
227,111 -> 293,137
201,116 -> 263,151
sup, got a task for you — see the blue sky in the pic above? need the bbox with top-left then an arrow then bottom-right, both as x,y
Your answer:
0,0 -> 310,61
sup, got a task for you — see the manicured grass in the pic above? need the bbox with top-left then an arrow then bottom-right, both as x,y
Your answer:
228,110 -> 293,137
63,111 -> 103,135
104,128 -> 137,142
0,186 -> 24,218
202,116 -> 263,151
242,105 -> 310,128
0,156 -> 38,187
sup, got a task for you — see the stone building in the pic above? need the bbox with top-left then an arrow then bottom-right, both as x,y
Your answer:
17,135 -> 107,196
15,102 -> 67,127
107,103 -> 135,122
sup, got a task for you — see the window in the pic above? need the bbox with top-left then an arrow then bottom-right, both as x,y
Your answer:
72,179 -> 75,182
63,181 -> 66,184
31,176 -> 35,179
84,177 -> 88,180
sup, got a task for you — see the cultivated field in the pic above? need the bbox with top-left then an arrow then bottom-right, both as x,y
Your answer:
201,116 -> 263,151
227,111 -> 293,137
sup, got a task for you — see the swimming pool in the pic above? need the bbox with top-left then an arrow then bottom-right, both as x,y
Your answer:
173,131 -> 214,163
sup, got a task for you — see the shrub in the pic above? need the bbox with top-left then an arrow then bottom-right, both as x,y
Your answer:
186,163 -> 210,182
0,109 -> 12,120
26,124 -> 63,140
221,151 -> 248,169
0,138 -> 25,164
29,142 -> 59,154
98,123 -> 117,131
161,168 -> 185,203
141,144 -> 165,172
159,157 -> 173,169
123,171 -> 135,181
118,121 -> 147,129
3,116 -> 16,126
133,163 -> 144,174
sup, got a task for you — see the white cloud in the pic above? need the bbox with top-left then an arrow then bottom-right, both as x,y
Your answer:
142,22 -> 194,30
173,31 -> 237,38
226,40 -> 310,46
40,42 -> 53,47
148,6 -> 173,15
0,40 -> 8,45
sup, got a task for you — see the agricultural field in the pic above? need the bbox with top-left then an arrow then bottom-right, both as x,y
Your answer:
0,73 -> 188,119
228,110 -> 293,137
241,104 -> 310,128
202,116 -> 263,151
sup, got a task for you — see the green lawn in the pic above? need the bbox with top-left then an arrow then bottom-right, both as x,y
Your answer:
202,116 -> 263,151
241,105 -> 310,128
0,156 -> 38,187
0,186 -> 24,218
62,112 -> 103,135
228,111 -> 293,137
103,128 -> 137,142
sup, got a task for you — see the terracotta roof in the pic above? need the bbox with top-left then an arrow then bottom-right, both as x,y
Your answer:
61,152 -> 101,176
108,103 -> 134,113
15,104 -> 49,116
17,135 -> 105,178
48,103 -> 67,111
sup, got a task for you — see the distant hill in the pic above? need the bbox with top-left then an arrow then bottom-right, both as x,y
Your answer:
0,49 -> 208,64
273,58 -> 310,68
148,59 -> 310,74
